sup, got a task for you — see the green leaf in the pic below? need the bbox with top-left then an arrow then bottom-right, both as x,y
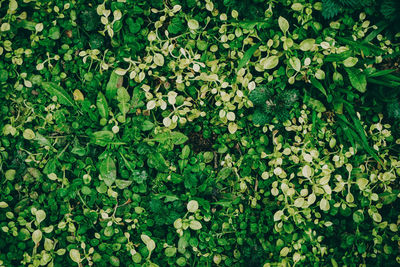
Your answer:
91,131 -> 114,146
100,156 -> 117,186
115,179 -> 132,190
263,56 -> 279,70
117,87 -> 130,103
32,229 -> 42,245
36,210 -> 46,224
278,16 -> 289,33
353,210 -> 364,224
299,39 -> 315,51
42,82 -> 75,107
141,234 -> 156,253
187,200 -> 199,213
106,71 -> 123,100
289,57 -> 301,72
148,152 -> 168,172
345,68 -> 367,93
165,247 -> 177,257
237,43 -> 260,71
149,131 -> 188,145
217,167 -> 232,180
97,92 -> 109,119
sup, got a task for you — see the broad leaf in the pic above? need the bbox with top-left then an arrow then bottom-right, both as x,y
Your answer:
42,82 -> 75,107
100,156 -> 117,186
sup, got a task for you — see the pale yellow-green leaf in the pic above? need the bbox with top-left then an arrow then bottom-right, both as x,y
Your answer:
188,19 -> 199,30
299,39 -> 315,51
294,197 -> 305,207
0,202 -> 8,208
228,122 -> 238,134
23,129 -> 35,140
302,165 -> 312,178
32,229 -> 42,245
189,220 -> 202,230
69,249 -> 81,263
141,234 -> 156,252
372,212 -> 382,223
320,198 -> 330,211
273,210 -> 283,221
187,200 -> 199,213
263,56 -> 279,70
278,16 -> 289,33
280,247 -> 290,257
356,178 -> 368,190
36,210 -> 46,224
343,57 -> 358,67
154,53 -> 164,66
289,57 -> 301,72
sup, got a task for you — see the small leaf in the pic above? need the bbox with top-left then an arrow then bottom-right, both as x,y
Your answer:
343,57 -> 358,67
97,92 -> 109,119
91,131 -> 114,146
154,53 -> 165,66
141,234 -> 156,253
345,68 -> 367,93
310,77 -> 327,97
69,249 -> 81,263
73,89 -> 84,101
32,229 -> 42,245
263,56 -> 279,70
23,129 -> 35,140
106,71 -> 124,100
100,156 -> 117,187
187,19 -> 199,30
372,212 -> 382,223
356,178 -> 369,190
302,165 -> 312,178
353,210 -> 364,224
189,220 -> 202,230
278,16 -> 289,33
187,200 -> 199,213
237,43 -> 260,71
320,198 -> 330,211
165,247 -> 177,257
36,210 -> 46,224
115,179 -> 132,190
42,82 -> 75,107
299,39 -> 315,51
289,57 -> 301,72
274,210 -> 283,221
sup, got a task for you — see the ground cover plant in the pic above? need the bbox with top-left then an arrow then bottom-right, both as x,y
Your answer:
1,0 -> 400,266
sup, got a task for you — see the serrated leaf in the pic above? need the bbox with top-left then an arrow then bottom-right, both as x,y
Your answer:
42,82 -> 75,107
237,43 -> 260,71
97,92 -> 109,119
100,156 -> 117,186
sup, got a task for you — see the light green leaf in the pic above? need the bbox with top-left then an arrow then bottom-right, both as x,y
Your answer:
299,39 -> 315,51
289,57 -> 301,72
237,43 -> 260,71
263,56 -> 279,70
91,131 -> 114,146
154,53 -> 165,66
69,249 -> 81,263
278,16 -> 289,33
0,202 -> 8,208
320,198 -> 330,211
150,131 -> 188,145
189,220 -> 202,230
372,212 -> 382,223
141,234 -> 156,253
273,210 -> 283,221
106,71 -> 123,100
32,229 -> 42,245
97,92 -> 109,119
23,129 -> 35,140
343,57 -> 358,67
36,210 -> 46,224
115,179 -> 132,190
42,82 -> 75,107
356,178 -> 369,190
345,68 -> 367,93
100,156 -> 117,187
302,165 -> 312,178
187,200 -> 199,213
165,247 -> 177,257
187,19 -> 199,30
353,210 -> 364,224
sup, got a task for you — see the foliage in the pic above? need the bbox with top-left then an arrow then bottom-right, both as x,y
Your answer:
1,0 -> 400,266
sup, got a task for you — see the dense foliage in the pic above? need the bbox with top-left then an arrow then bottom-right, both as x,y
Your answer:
1,0 -> 400,266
